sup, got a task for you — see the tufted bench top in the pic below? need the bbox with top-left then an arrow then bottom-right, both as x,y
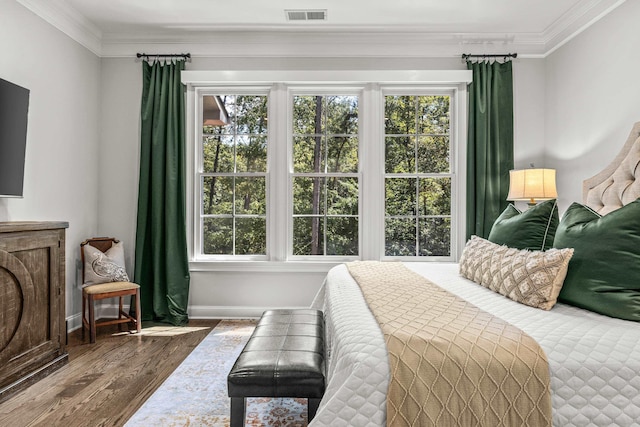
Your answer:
227,309 -> 325,426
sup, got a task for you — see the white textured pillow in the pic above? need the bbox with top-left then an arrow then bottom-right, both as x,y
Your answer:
83,241 -> 130,287
459,235 -> 574,310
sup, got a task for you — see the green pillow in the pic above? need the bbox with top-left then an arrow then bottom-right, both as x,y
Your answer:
487,199 -> 558,250
554,199 -> 640,321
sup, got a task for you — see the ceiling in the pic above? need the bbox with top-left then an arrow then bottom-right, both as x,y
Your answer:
16,0 -> 626,58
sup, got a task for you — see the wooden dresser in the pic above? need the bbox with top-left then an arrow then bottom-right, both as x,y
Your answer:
0,221 -> 68,402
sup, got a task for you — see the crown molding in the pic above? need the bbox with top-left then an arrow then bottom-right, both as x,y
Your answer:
98,31 -> 546,58
17,0 -> 103,56
181,70 -> 472,85
542,0 -> 627,55
16,0 -> 627,59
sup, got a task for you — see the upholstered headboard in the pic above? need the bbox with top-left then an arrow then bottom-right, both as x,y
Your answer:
583,121 -> 640,215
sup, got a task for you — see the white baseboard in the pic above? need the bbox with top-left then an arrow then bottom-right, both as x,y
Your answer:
188,305 -> 309,319
66,304 -> 310,331
66,313 -> 83,332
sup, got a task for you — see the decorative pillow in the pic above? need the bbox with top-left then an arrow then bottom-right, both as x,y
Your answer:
83,241 -> 130,286
488,199 -> 559,250
460,235 -> 574,310
554,199 -> 640,321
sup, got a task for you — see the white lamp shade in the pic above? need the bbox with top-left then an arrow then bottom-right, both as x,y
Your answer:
507,168 -> 557,203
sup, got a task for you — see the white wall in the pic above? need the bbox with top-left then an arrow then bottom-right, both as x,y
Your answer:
514,59 -> 546,169
0,0 -> 101,322
0,0 -> 550,321
97,59 -> 140,275
98,56 -> 545,317
545,0 -> 640,213
4,0 -> 634,323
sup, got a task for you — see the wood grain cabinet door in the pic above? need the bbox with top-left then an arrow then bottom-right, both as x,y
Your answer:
0,249 -> 35,357
0,223 -> 68,401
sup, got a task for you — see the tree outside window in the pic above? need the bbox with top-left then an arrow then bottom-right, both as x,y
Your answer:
193,87 -> 458,261
292,95 -> 359,256
200,94 -> 268,255
384,95 -> 452,257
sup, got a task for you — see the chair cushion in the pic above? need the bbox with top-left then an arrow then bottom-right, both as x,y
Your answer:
83,281 -> 139,294
83,241 -> 130,286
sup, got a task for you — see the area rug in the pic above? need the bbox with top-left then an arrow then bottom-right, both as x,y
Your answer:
124,320 -> 309,427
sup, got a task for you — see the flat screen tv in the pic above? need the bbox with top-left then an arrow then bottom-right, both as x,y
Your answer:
0,77 -> 30,198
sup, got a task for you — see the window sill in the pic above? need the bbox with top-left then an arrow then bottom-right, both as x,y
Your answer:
189,260 -> 342,273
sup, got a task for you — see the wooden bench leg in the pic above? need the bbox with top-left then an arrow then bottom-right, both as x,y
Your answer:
230,397 -> 245,427
308,398 -> 321,422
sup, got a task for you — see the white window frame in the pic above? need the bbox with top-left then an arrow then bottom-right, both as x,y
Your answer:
287,86 -> 363,262
182,71 -> 471,272
191,87 -> 272,261
381,87 -> 458,261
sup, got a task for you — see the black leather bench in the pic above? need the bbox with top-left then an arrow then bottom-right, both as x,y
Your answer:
227,309 -> 325,427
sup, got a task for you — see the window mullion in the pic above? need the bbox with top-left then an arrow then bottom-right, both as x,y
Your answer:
323,177 -> 327,255
186,85 -> 199,260
415,176 -> 420,256
358,84 -> 379,260
414,98 -> 420,257
231,176 -> 236,255
271,83 -> 289,261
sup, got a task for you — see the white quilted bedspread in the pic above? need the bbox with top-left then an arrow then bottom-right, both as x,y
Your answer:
310,264 -> 389,426
310,263 -> 640,427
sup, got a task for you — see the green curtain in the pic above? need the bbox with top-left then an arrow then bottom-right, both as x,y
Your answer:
134,60 -> 190,326
466,60 -> 514,240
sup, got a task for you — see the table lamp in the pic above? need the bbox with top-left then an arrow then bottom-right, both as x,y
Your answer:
506,168 -> 557,206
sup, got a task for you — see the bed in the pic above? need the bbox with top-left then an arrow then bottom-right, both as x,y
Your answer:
310,121 -> 640,427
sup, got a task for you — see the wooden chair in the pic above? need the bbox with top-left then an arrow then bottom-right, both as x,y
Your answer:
81,237 -> 141,343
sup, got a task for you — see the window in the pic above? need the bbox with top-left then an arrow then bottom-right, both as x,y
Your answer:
199,94 -> 268,256
185,71 -> 469,266
291,94 -> 359,256
384,95 -> 452,257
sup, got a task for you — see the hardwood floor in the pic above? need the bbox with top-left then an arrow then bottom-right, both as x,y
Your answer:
0,319 -> 220,427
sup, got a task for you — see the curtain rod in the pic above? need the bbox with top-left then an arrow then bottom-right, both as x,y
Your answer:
462,53 -> 517,60
136,53 -> 191,61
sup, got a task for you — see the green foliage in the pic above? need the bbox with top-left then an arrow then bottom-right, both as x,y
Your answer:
384,95 -> 452,257
420,178 -> 451,216
235,218 -> 266,255
418,218 -> 451,256
199,92 -> 452,258
385,218 -> 416,256
201,95 -> 268,255
293,96 -> 358,174
292,95 -> 359,256
385,95 -> 450,174
386,178 -> 417,216
203,218 -> 232,254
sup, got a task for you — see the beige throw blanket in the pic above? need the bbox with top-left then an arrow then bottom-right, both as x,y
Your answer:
346,261 -> 552,427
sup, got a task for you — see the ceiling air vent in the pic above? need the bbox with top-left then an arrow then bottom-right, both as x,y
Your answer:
286,9 -> 327,21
